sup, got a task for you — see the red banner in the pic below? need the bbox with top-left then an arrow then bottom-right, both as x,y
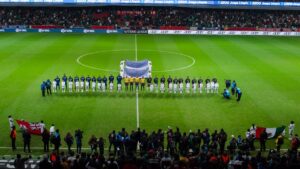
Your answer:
16,120 -> 43,135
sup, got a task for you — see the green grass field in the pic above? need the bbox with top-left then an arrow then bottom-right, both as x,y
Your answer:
0,33 -> 300,155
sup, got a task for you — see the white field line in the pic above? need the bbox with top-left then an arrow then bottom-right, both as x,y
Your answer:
135,34 -> 140,128
76,49 -> 195,73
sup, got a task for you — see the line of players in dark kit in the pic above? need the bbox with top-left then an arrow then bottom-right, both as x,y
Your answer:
41,74 -> 242,101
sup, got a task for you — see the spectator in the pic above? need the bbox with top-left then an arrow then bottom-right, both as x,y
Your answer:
13,154 -> 28,169
64,132 -> 74,153
42,129 -> 50,152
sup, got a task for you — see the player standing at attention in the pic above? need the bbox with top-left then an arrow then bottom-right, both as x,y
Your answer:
109,74 -> 114,92
97,76 -> 102,92
129,76 -> 134,91
154,76 -> 159,92
86,75 -> 92,92
211,79 -> 215,93
141,77 -> 145,91
185,76 -> 191,94
124,76 -> 129,91
231,80 -> 237,95
75,75 -> 79,92
80,75 -> 85,92
225,79 -> 231,89
147,76 -> 152,91
135,77 -> 140,91
173,77 -> 178,94
62,74 -> 68,90
236,88 -> 242,102
179,78 -> 183,94
68,76 -> 73,92
91,76 -> 96,92
205,78 -> 211,94
289,121 -> 295,140
117,74 -> 122,92
198,78 -> 203,94
214,79 -> 219,93
160,76 -> 166,93
61,78 -> 66,93
192,78 -> 197,94
52,78 -> 57,93
103,76 -> 107,91
46,79 -> 52,95
167,76 -> 173,93
55,76 -> 60,91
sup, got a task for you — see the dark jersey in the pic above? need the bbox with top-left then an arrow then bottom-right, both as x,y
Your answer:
86,77 -> 91,83
147,77 -> 152,84
192,79 -> 196,84
109,76 -> 114,83
103,77 -> 107,83
92,77 -> 96,82
198,79 -> 203,84
62,75 -> 67,82
81,76 -> 85,82
173,79 -> 178,84
74,76 -> 79,82
179,79 -> 183,83
160,77 -> 165,83
154,77 -> 158,84
69,77 -> 73,82
117,76 -> 122,84
205,79 -> 210,84
167,77 -> 172,84
185,78 -> 190,83
97,77 -> 102,83
55,77 -> 60,84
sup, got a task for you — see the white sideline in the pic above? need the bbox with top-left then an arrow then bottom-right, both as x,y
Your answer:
135,34 -> 140,128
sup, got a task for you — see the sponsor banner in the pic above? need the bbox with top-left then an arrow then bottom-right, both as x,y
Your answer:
0,1 -> 300,8
123,30 -> 148,34
0,28 -> 123,34
148,30 -> 300,36
16,120 -> 43,135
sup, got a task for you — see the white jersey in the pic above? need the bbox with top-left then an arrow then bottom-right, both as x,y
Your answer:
117,84 -> 122,91
168,83 -> 173,90
150,84 -> 154,92
52,81 -> 57,89
186,83 -> 190,88
68,81 -> 73,89
85,81 -> 89,88
289,123 -> 295,135
61,81 -> 66,88
206,83 -> 211,89
211,82 -> 215,89
97,82 -> 101,90
92,82 -> 96,88
109,83 -> 113,91
40,123 -> 45,133
50,126 -> 55,135
160,83 -> 165,92
173,83 -> 178,93
8,117 -> 14,128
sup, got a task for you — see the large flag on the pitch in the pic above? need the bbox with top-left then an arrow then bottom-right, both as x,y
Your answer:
256,126 -> 285,139
16,120 -> 43,135
123,60 -> 150,78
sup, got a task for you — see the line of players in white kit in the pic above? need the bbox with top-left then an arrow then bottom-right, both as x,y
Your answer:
49,74 -> 219,94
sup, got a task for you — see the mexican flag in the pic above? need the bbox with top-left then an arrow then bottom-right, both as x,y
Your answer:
256,126 -> 286,139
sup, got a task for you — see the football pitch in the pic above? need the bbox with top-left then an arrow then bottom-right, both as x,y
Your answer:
0,33 -> 300,154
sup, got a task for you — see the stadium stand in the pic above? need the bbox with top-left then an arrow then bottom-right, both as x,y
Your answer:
1,127 -> 300,169
0,7 -> 299,31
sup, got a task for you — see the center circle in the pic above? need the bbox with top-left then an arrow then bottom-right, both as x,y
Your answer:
76,49 -> 195,72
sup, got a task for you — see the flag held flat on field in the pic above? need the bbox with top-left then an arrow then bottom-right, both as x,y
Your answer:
256,126 -> 286,139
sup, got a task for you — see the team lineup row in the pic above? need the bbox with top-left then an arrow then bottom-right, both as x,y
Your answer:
41,75 -> 222,95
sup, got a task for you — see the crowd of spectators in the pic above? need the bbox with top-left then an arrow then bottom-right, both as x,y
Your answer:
10,127 -> 300,169
0,7 -> 299,30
